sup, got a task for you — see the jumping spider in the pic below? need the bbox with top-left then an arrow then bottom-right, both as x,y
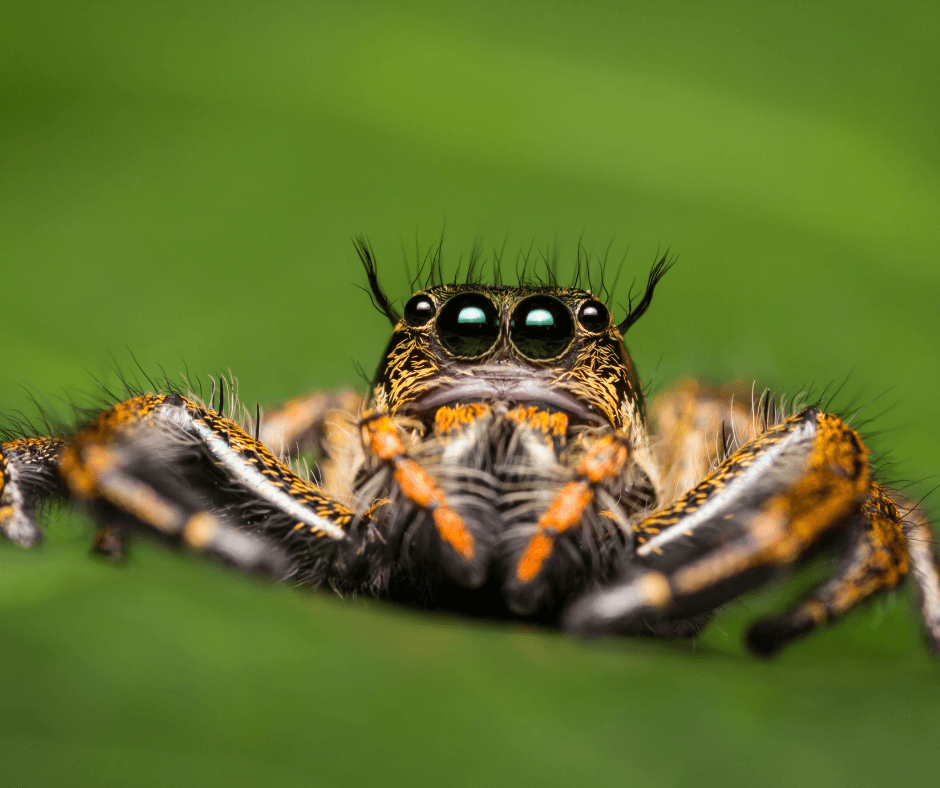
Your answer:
2,241 -> 938,656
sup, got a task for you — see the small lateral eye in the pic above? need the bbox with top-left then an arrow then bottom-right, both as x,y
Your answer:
404,294 -> 435,326
577,299 -> 610,332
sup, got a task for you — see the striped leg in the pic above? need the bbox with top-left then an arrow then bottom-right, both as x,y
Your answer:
258,389 -> 363,499
746,483 -> 916,654
564,409 -> 884,646
894,495 -> 940,653
0,437 -> 66,547
502,425 -> 631,616
359,408 -> 489,588
59,393 -> 362,583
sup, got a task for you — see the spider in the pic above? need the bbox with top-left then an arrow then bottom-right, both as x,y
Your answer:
1,241 -> 938,657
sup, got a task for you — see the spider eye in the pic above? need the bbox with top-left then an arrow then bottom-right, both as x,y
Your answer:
577,299 -> 610,332
436,293 -> 500,357
404,294 -> 436,327
510,296 -> 574,360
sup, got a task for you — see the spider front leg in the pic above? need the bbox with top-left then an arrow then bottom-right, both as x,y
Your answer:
258,389 -> 363,499
502,421 -> 633,616
19,394 -> 369,584
564,408 -> 940,654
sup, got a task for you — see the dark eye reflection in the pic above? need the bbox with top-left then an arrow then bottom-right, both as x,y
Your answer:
510,296 -> 574,359
436,293 -> 500,357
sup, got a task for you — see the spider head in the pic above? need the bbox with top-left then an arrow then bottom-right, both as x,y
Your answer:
370,284 -> 647,429
357,240 -> 673,430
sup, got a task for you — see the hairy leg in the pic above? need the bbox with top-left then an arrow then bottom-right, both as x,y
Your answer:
565,408 -> 940,653
0,437 -> 66,546
5,394 -> 369,583
893,494 -> 940,653
650,379 -> 758,502
746,483 -> 913,654
501,416 -> 632,615
359,407 -> 489,588
258,389 -> 363,500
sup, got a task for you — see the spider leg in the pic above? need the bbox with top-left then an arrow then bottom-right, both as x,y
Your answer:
359,406 -> 493,588
891,494 -> 940,653
564,409 -> 884,642
502,426 -> 631,615
0,437 -> 66,547
651,379 -> 757,501
746,483 -> 913,655
56,394 -> 362,582
257,389 -> 363,497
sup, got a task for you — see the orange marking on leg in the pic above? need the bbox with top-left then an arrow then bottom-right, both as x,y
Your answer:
362,416 -> 406,461
433,506 -> 475,560
394,459 -> 439,509
540,481 -> 594,533
514,434 -> 629,584
577,436 -> 630,484
365,413 -> 476,561
394,459 -> 476,560
515,481 -> 593,582
516,533 -> 555,582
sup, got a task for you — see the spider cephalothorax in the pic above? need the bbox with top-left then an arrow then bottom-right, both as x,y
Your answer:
1,241 -> 938,657
360,280 -> 661,615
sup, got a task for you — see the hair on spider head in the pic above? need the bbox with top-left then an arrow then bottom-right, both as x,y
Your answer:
616,250 -> 676,334
354,235 -> 400,326
354,235 -> 676,331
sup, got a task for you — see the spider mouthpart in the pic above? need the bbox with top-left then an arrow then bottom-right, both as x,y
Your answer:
509,295 -> 574,360
577,299 -> 610,333
436,293 -> 501,357
404,294 -> 435,327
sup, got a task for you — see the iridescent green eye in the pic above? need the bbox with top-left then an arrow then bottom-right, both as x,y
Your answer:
457,306 -> 486,324
510,296 -> 574,359
436,293 -> 500,357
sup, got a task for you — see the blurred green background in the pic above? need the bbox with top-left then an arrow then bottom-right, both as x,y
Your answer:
1,1 -> 939,785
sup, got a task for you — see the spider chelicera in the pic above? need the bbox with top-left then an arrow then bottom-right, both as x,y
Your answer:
1,241 -> 938,656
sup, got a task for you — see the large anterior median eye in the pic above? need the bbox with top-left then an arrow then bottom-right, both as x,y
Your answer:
436,293 -> 500,357
510,296 -> 574,360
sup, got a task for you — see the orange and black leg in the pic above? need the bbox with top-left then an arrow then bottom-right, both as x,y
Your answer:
501,413 -> 634,616
359,406 -> 495,589
257,389 -> 363,498
0,436 -> 66,547
745,483 -> 913,654
8,393 -> 367,583
565,409 -> 940,654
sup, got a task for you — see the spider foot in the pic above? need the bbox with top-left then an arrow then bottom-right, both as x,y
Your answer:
91,525 -> 128,561
745,610 -> 819,657
0,505 -> 43,548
